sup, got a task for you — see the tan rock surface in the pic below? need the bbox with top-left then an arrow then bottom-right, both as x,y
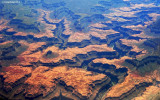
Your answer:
18,44 -> 115,65
105,70 -> 160,99
24,66 -> 106,97
0,66 -> 32,83
93,56 -> 132,69
133,86 -> 160,100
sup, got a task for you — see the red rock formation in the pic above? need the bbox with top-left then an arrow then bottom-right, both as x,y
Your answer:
93,56 -> 132,69
0,65 -> 107,98
17,44 -> 114,65
104,70 -> 160,100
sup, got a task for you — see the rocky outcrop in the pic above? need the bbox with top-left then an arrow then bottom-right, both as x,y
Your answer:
124,56 -> 160,75
105,82 -> 152,100
0,66 -> 109,99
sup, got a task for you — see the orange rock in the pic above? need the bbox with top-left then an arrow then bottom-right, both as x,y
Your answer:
120,39 -> 148,59
18,44 -> 114,65
24,66 -> 106,97
90,29 -> 119,39
93,56 -> 132,69
105,70 -> 160,99
0,66 -> 32,83
0,41 -> 13,45
19,40 -> 46,55
68,32 -> 90,42
24,66 -> 56,96
133,86 -> 160,100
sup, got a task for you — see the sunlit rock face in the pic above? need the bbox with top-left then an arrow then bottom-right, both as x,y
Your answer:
0,0 -> 160,100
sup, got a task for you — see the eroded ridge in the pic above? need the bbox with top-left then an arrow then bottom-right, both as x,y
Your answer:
0,66 -> 108,99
